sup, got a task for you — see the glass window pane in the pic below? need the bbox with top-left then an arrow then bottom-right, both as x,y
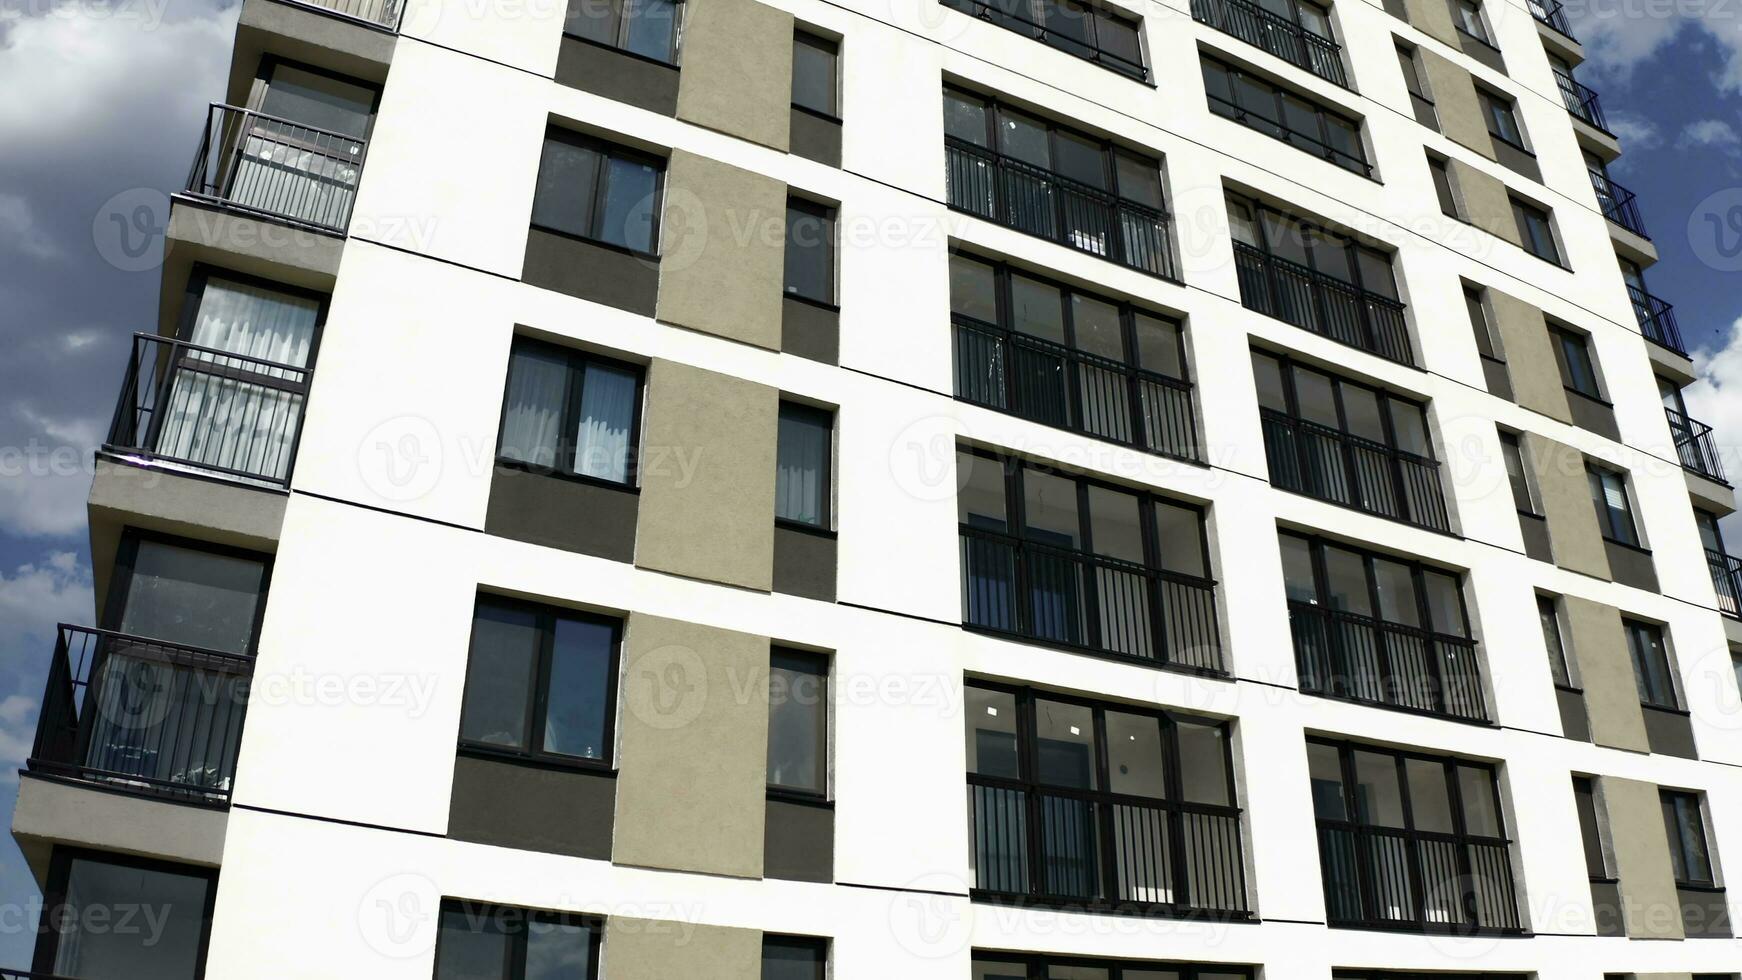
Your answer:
1371,559 -> 1418,627
435,905 -> 511,979
1294,368 -> 1338,426
1023,471 -> 1081,548
566,0 -> 621,46
950,254 -> 998,322
776,403 -> 832,527
1405,758 -> 1454,833
1010,274 -> 1066,342
762,937 -> 827,980
1323,547 -> 1371,615
1251,351 -> 1287,412
1389,400 -> 1429,455
461,601 -> 540,750
768,651 -> 828,794
1340,384 -> 1385,442
1152,500 -> 1206,577
1053,130 -> 1107,188
958,452 -> 1008,530
1458,765 -> 1501,836
531,138 -> 600,239
791,34 -> 837,116
1540,596 -> 1570,687
784,204 -> 835,303
1501,434 -> 1535,513
543,616 -> 615,760
1280,534 -> 1318,603
966,686 -> 1020,778
1049,966 -> 1110,980
1087,485 -> 1144,563
1133,313 -> 1182,378
622,0 -> 678,61
1351,750 -> 1405,827
1307,742 -> 1347,819
117,539 -> 267,654
1465,289 -> 1498,358
525,917 -> 593,980
259,65 -> 375,139
1105,710 -> 1166,798
997,109 -> 1052,167
187,276 -> 319,368
1034,699 -> 1097,788
52,858 -> 210,980
1096,12 -> 1142,66
1357,249 -> 1398,299
1177,719 -> 1231,804
499,343 -> 569,470
1203,59 -> 1235,107
1422,571 -> 1465,636
1071,294 -> 1123,360
1115,152 -> 1163,208
1572,777 -> 1607,877
597,154 -> 660,252
574,360 -> 638,483
944,90 -> 990,146
974,958 -> 1031,980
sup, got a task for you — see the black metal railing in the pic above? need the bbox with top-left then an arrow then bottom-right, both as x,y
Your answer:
1318,822 -> 1522,933
186,103 -> 367,234
945,137 -> 1177,279
282,0 -> 405,28
941,0 -> 1148,81
1261,409 -> 1448,531
1668,408 -> 1728,484
1529,0 -> 1576,37
1233,242 -> 1413,365
969,776 -> 1250,915
107,333 -> 311,487
953,316 -> 1201,463
1206,92 -> 1371,177
1629,285 -> 1687,355
1706,549 -> 1742,619
28,625 -> 254,806
1553,72 -> 1608,132
960,526 -> 1223,673
1190,0 -> 1346,87
1288,601 -> 1487,722
1589,170 -> 1648,238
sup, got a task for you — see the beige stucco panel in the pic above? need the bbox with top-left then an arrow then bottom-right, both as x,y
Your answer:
656,150 -> 787,350
1488,288 -> 1571,422
1562,596 -> 1648,752
1404,0 -> 1461,46
603,918 -> 762,980
612,614 -> 770,879
1521,433 -> 1612,580
1604,777 -> 1687,939
634,358 -> 778,590
1447,159 -> 1522,247
675,0 -> 793,150
1418,50 -> 1495,161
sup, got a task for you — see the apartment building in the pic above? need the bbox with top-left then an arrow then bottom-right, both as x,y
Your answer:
10,0 -> 1742,977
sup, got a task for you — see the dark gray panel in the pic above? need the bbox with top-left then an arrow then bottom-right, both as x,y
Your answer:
763,796 -> 833,882
773,524 -> 836,601
1679,886 -> 1732,938
781,297 -> 839,365
1382,0 -> 1407,17
486,466 -> 638,562
1456,32 -> 1507,74
523,228 -> 660,316
1490,138 -> 1543,182
1604,540 -> 1659,593
789,109 -> 842,168
1520,513 -> 1553,563
1590,879 -> 1624,936
448,753 -> 616,860
1642,705 -> 1698,759
1566,390 -> 1622,441
1481,357 -> 1513,400
1409,93 -> 1439,131
555,36 -> 679,115
1556,686 -> 1590,742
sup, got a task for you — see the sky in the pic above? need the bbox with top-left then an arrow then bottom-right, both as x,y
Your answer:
0,0 -> 1741,969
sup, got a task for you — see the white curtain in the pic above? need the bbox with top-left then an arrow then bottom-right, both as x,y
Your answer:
776,409 -> 829,524
574,362 -> 637,482
499,345 -> 569,469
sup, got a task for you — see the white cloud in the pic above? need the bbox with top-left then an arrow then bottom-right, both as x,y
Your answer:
1684,317 -> 1742,539
0,405 -> 101,537
0,552 -> 94,644
1605,113 -> 1663,151
0,695 -> 36,783
1568,2 -> 1742,92
0,193 -> 60,260
1678,118 -> 1742,151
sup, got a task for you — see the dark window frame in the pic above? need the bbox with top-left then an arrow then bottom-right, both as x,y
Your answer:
1203,54 -> 1372,177
32,846 -> 219,979
1478,87 -> 1529,153
791,30 -> 840,121
1510,195 -> 1562,265
767,646 -> 831,802
1453,0 -> 1496,45
1550,325 -> 1605,401
562,0 -> 685,67
1586,463 -> 1642,549
973,953 -> 1257,979
530,127 -> 668,258
1623,617 -> 1679,711
434,898 -> 603,980
1537,593 -> 1574,690
941,0 -> 1151,81
1498,430 -> 1538,518
783,196 -> 838,307
1572,775 -> 1614,882
1429,154 -> 1461,219
1463,284 -> 1503,364
1659,789 -> 1717,887
762,934 -> 830,979
103,527 -> 275,656
493,335 -> 646,490
775,400 -> 835,531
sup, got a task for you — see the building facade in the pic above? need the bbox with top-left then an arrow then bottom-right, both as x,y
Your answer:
10,0 -> 1742,978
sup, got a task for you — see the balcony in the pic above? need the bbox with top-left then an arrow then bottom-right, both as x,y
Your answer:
106,332 -> 312,488
1668,408 -> 1729,485
1554,72 -> 1609,133
1260,409 -> 1449,531
28,625 -> 253,806
940,0 -> 1148,81
944,137 -> 1178,279
953,315 -> 1201,463
959,526 -> 1223,673
281,0 -> 405,29
1707,550 -> 1742,618
1233,242 -> 1413,365
1318,821 -> 1522,933
1529,0 -> 1576,38
185,103 -> 367,234
1190,0 -> 1347,88
1630,286 -> 1687,355
1287,600 -> 1488,722
1589,169 -> 1649,239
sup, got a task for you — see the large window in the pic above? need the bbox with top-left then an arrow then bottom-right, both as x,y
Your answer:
565,0 -> 681,64
1660,790 -> 1716,886
791,31 -> 838,119
942,0 -> 1147,80
1511,196 -> 1561,264
1478,89 -> 1526,148
776,401 -> 833,528
1552,327 -> 1602,399
767,648 -> 828,797
1252,351 -> 1447,530
459,597 -> 620,767
497,337 -> 641,485
434,900 -> 599,980
1429,155 -> 1461,218
1624,618 -> 1678,710
1500,432 -> 1538,516
35,850 -> 216,980
1279,532 -> 1484,721
784,199 -> 836,305
1464,286 -> 1502,362
1309,739 -> 1520,932
949,252 -> 1198,461
1573,776 -> 1612,879
1538,594 -> 1573,688
1586,465 -> 1640,547
1195,0 -> 1344,85
964,681 -> 1248,914
531,129 -> 664,255
1455,0 -> 1493,42
762,935 -> 828,980
1202,56 -> 1368,175
975,955 -> 1254,979
957,449 -> 1220,672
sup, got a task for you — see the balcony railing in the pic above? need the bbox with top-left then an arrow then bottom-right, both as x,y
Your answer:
1233,242 -> 1413,365
282,0 -> 406,29
941,0 -> 1148,81
1261,409 -> 1449,531
185,103 -> 367,234
28,625 -> 253,806
1318,822 -> 1522,933
1528,0 -> 1576,37
945,137 -> 1177,279
1668,408 -> 1728,484
969,776 -> 1250,915
1553,72 -> 1609,133
1589,170 -> 1649,239
1629,285 -> 1687,355
1288,600 -> 1488,722
1706,549 -> 1742,619
953,316 -> 1201,463
960,526 -> 1223,673
106,332 -> 311,488
1190,0 -> 1347,87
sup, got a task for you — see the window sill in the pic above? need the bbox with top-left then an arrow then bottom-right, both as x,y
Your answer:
767,786 -> 833,807
776,517 -> 837,538
791,103 -> 842,125
529,222 -> 660,262
1563,385 -> 1612,408
1600,535 -> 1650,556
1455,28 -> 1502,54
561,32 -> 680,71
783,290 -> 840,313
495,458 -> 641,495
457,743 -> 617,775
1554,683 -> 1584,695
1641,701 -> 1690,718
1488,132 -> 1536,158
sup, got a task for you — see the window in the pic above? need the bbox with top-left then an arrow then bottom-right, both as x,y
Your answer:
1586,465 -> 1639,546
784,199 -> 836,304
1455,0 -> 1492,42
942,0 -> 1148,80
958,449 -> 1219,670
434,900 -> 599,980
497,338 -> 641,485
776,402 -> 832,528
762,935 -> 828,980
1623,618 -> 1677,709
1572,776 -> 1611,878
1464,286 -> 1502,361
1202,56 -> 1369,175
964,681 -> 1247,913
1500,432 -> 1537,515
1538,594 -> 1572,687
111,532 -> 269,656
531,129 -> 664,254
564,0 -> 681,64
36,850 -> 216,979
948,251 -> 1197,460
767,649 -> 828,797
459,596 -> 620,766
1660,790 -> 1715,885
1309,738 -> 1520,932
1397,44 -> 1430,102
791,31 -> 838,118
975,955 -> 1255,980
1552,327 -> 1602,399
1511,197 -> 1560,263
1479,89 -> 1526,148
1279,532 -> 1483,720
1429,155 -> 1461,218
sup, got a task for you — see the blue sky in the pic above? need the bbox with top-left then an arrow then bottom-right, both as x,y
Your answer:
0,0 -> 1740,970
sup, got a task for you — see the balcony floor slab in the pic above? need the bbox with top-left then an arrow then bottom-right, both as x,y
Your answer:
11,773 -> 227,888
